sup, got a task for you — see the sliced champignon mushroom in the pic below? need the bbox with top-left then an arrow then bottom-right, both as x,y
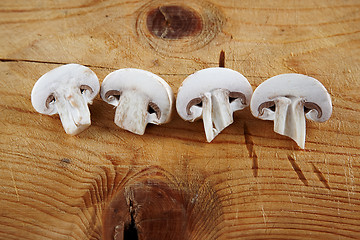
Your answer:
176,67 -> 253,142
100,68 -> 174,135
31,64 -> 100,135
250,73 -> 332,149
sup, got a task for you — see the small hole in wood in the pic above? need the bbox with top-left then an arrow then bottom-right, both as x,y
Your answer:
60,158 -> 71,164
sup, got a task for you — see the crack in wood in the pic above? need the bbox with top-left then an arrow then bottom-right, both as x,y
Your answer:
287,155 -> 308,186
219,50 -> 225,67
244,123 -> 254,158
124,199 -> 138,240
244,123 -> 258,177
312,163 -> 331,190
252,151 -> 259,178
0,58 -> 116,70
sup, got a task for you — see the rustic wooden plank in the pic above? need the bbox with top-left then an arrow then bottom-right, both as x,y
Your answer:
0,0 -> 359,239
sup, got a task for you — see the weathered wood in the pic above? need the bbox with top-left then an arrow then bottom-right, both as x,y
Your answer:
0,0 -> 359,239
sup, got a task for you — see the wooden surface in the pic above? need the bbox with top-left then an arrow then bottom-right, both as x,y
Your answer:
0,0 -> 360,239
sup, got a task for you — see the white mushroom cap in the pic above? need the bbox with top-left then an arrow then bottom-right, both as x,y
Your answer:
250,73 -> 332,148
251,73 -> 332,122
31,64 -> 100,135
176,67 -> 253,142
100,68 -> 174,135
31,64 -> 99,115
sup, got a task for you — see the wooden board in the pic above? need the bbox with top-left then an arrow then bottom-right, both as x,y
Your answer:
0,0 -> 359,239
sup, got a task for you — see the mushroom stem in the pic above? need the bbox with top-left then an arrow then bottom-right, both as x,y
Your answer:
202,92 -> 217,142
212,89 -> 233,134
114,90 -> 149,135
202,89 -> 233,142
54,86 -> 91,135
273,97 -> 306,149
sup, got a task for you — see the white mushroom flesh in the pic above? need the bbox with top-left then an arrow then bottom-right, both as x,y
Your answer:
272,96 -> 306,149
53,85 -> 92,135
251,73 -> 332,149
200,89 -> 234,142
113,90 -> 149,135
31,64 -> 100,135
176,68 -> 253,142
101,69 -> 174,135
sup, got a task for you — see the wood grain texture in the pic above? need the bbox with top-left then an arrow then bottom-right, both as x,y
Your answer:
0,0 -> 359,239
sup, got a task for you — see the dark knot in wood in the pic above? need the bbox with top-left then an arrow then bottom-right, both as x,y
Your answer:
101,167 -> 223,240
146,5 -> 202,39
136,0 -> 224,54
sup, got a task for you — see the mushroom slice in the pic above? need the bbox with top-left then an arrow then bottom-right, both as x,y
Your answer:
250,73 -> 332,149
100,68 -> 174,135
31,64 -> 100,135
176,67 -> 253,142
